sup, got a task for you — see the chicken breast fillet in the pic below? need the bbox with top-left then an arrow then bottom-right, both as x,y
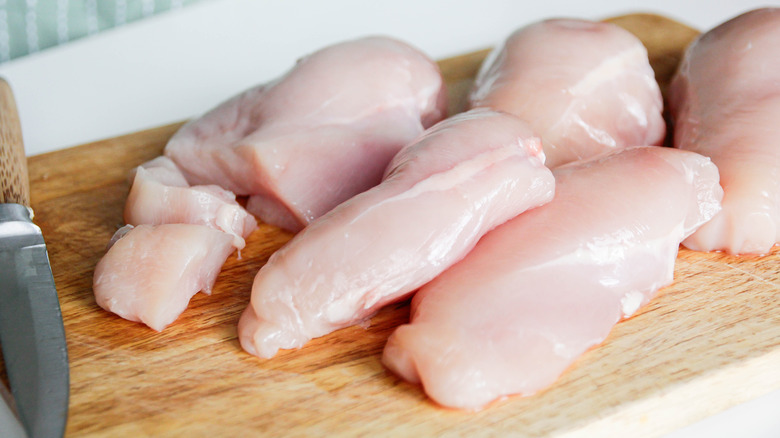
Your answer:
93,224 -> 236,331
164,36 -> 447,232
124,156 -> 257,249
668,7 -> 780,255
382,146 -> 722,410
469,18 -> 665,168
238,109 -> 555,359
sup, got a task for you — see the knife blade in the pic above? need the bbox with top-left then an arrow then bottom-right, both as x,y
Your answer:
0,78 -> 69,438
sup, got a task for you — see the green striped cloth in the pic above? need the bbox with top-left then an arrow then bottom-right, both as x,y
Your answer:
0,0 -> 203,62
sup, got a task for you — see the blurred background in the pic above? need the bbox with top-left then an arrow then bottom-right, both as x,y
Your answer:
0,0 -> 202,62
0,1 -> 777,436
0,0 -> 776,156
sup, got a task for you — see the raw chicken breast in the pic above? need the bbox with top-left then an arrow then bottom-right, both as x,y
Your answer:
469,19 -> 665,168
238,109 -> 555,359
124,156 -> 257,249
165,36 -> 447,232
93,224 -> 236,331
668,7 -> 780,255
383,146 -> 722,410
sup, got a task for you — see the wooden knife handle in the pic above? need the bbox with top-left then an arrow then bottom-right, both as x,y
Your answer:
0,78 -> 29,206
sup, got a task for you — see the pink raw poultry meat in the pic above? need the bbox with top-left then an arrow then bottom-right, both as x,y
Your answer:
95,157 -> 257,331
124,156 -> 257,249
383,146 -> 722,410
238,109 -> 555,359
93,224 -> 236,331
164,36 -> 447,232
668,7 -> 780,255
469,18 -> 665,168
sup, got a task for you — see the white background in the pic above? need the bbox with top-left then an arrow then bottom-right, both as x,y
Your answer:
0,0 -> 777,436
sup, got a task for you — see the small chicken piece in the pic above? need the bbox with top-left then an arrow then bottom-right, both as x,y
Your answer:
383,146 -> 722,410
238,109 -> 555,359
124,156 -> 257,249
469,18 -> 665,168
668,7 -> 780,255
165,36 -> 447,232
95,157 -> 255,330
93,224 -> 236,331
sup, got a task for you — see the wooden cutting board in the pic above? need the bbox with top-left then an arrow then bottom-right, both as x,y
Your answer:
9,13 -> 780,437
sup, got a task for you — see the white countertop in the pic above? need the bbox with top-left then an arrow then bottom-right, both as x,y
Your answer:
1,0 -> 777,436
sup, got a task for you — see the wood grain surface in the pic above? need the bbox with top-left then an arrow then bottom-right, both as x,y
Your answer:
0,78 -> 30,206
7,13 -> 780,437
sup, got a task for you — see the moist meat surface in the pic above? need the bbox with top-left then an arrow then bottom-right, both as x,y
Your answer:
238,109 -> 555,359
382,146 -> 722,410
669,7 -> 780,255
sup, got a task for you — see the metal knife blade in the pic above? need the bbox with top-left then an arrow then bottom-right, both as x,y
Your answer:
0,78 -> 69,438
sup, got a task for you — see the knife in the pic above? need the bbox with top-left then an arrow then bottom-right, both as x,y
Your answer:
0,78 -> 69,437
